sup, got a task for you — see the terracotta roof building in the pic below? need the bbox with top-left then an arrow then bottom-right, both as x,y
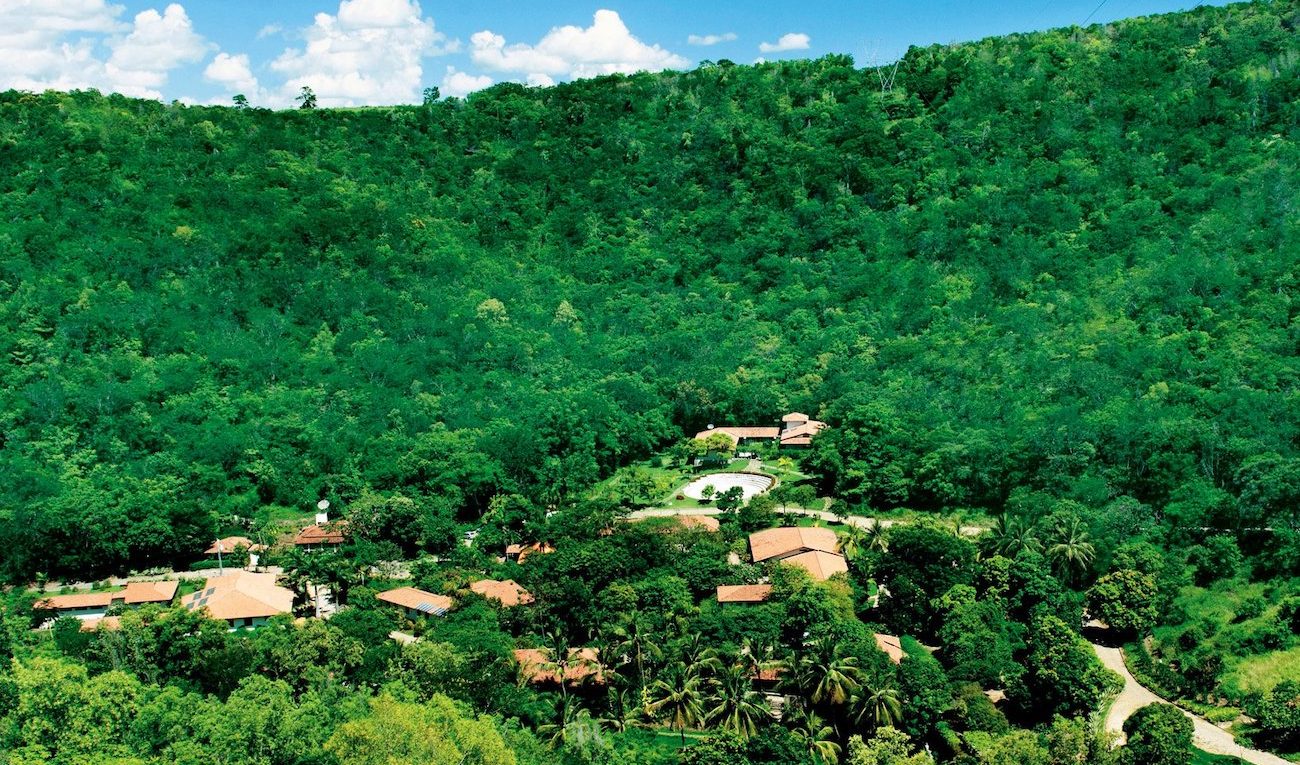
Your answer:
748,526 -> 847,581
505,542 -> 555,563
294,521 -> 348,548
749,527 -> 839,562
693,426 -> 781,446
182,570 -> 294,630
470,579 -> 534,607
694,412 -> 829,449
377,586 -> 453,619
716,584 -> 773,603
122,580 -> 179,604
34,591 -> 115,619
514,647 -> 603,686
79,616 -> 122,633
779,413 -> 829,447
205,536 -> 266,555
782,550 -> 849,580
36,579 -> 179,620
874,633 -> 906,665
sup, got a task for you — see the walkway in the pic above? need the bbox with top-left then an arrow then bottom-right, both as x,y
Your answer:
626,504 -> 985,537
1092,643 -> 1288,764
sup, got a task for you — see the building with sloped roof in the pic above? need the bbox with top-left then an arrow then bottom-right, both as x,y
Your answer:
35,579 -> 180,621
748,526 -> 847,581
716,584 -> 773,603
182,570 -> 294,630
470,579 -> 534,607
377,586 -> 453,619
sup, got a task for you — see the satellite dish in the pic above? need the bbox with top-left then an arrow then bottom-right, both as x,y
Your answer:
317,499 -> 330,511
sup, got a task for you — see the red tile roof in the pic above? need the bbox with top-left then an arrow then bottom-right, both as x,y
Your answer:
505,542 -> 554,563
80,616 -> 122,632
294,521 -> 348,546
122,580 -> 179,604
181,570 -> 294,622
782,550 -> 849,581
205,536 -> 266,554
377,586 -> 453,615
749,527 -> 839,562
513,647 -> 603,685
470,579 -> 534,607
716,584 -> 773,603
34,591 -> 115,611
694,427 -> 781,443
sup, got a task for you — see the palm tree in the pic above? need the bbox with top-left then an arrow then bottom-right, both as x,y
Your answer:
545,629 -> 571,703
740,635 -> 780,680
791,641 -> 861,707
649,663 -> 705,745
603,687 -> 644,733
863,520 -> 889,554
675,633 -> 722,676
851,682 -> 902,731
786,706 -> 841,764
540,699 -> 606,750
612,611 -> 662,684
1046,516 -> 1095,583
706,664 -> 771,739
984,514 -> 1041,558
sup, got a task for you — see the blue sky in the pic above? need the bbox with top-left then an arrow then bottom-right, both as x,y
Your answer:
0,0 -> 1235,107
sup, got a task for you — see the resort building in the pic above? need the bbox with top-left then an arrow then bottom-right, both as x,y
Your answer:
694,411 -> 829,449
470,578 -> 534,607
504,542 -> 555,563
376,586 -> 454,619
35,580 -> 180,621
513,647 -> 603,686
181,570 -> 294,630
716,584 -> 773,603
294,520 -> 349,550
205,536 -> 266,556
748,527 -> 848,581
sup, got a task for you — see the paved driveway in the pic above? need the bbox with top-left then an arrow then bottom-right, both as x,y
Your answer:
1092,643 -> 1288,765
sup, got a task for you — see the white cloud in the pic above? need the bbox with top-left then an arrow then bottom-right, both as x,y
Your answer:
269,0 -> 455,107
526,72 -> 554,88
105,4 -> 208,98
758,32 -> 810,53
440,66 -> 491,97
204,52 -> 258,94
471,9 -> 688,81
0,1 -> 208,99
256,24 -> 283,40
687,32 -> 736,46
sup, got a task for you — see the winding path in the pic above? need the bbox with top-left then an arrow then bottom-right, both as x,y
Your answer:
626,504 -> 986,537
1092,643 -> 1288,764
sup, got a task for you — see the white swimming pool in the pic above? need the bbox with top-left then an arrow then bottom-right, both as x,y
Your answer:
680,473 -> 775,502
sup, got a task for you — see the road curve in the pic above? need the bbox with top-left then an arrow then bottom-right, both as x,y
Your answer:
1092,643 -> 1288,765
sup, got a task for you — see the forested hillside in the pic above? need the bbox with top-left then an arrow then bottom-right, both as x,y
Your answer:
1,0 -> 1298,580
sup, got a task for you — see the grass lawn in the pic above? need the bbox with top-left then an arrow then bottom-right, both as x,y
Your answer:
1222,645 -> 1300,695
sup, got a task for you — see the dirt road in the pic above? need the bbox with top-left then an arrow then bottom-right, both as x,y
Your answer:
1092,643 -> 1288,764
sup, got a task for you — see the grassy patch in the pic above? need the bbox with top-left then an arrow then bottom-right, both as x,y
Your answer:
1222,646 -> 1300,696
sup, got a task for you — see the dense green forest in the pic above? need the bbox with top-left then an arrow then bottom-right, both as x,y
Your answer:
1,1 -> 1298,579
1,1 -> 1299,764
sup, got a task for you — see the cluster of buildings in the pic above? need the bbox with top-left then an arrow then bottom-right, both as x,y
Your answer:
716,526 -> 848,605
694,412 -> 830,449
